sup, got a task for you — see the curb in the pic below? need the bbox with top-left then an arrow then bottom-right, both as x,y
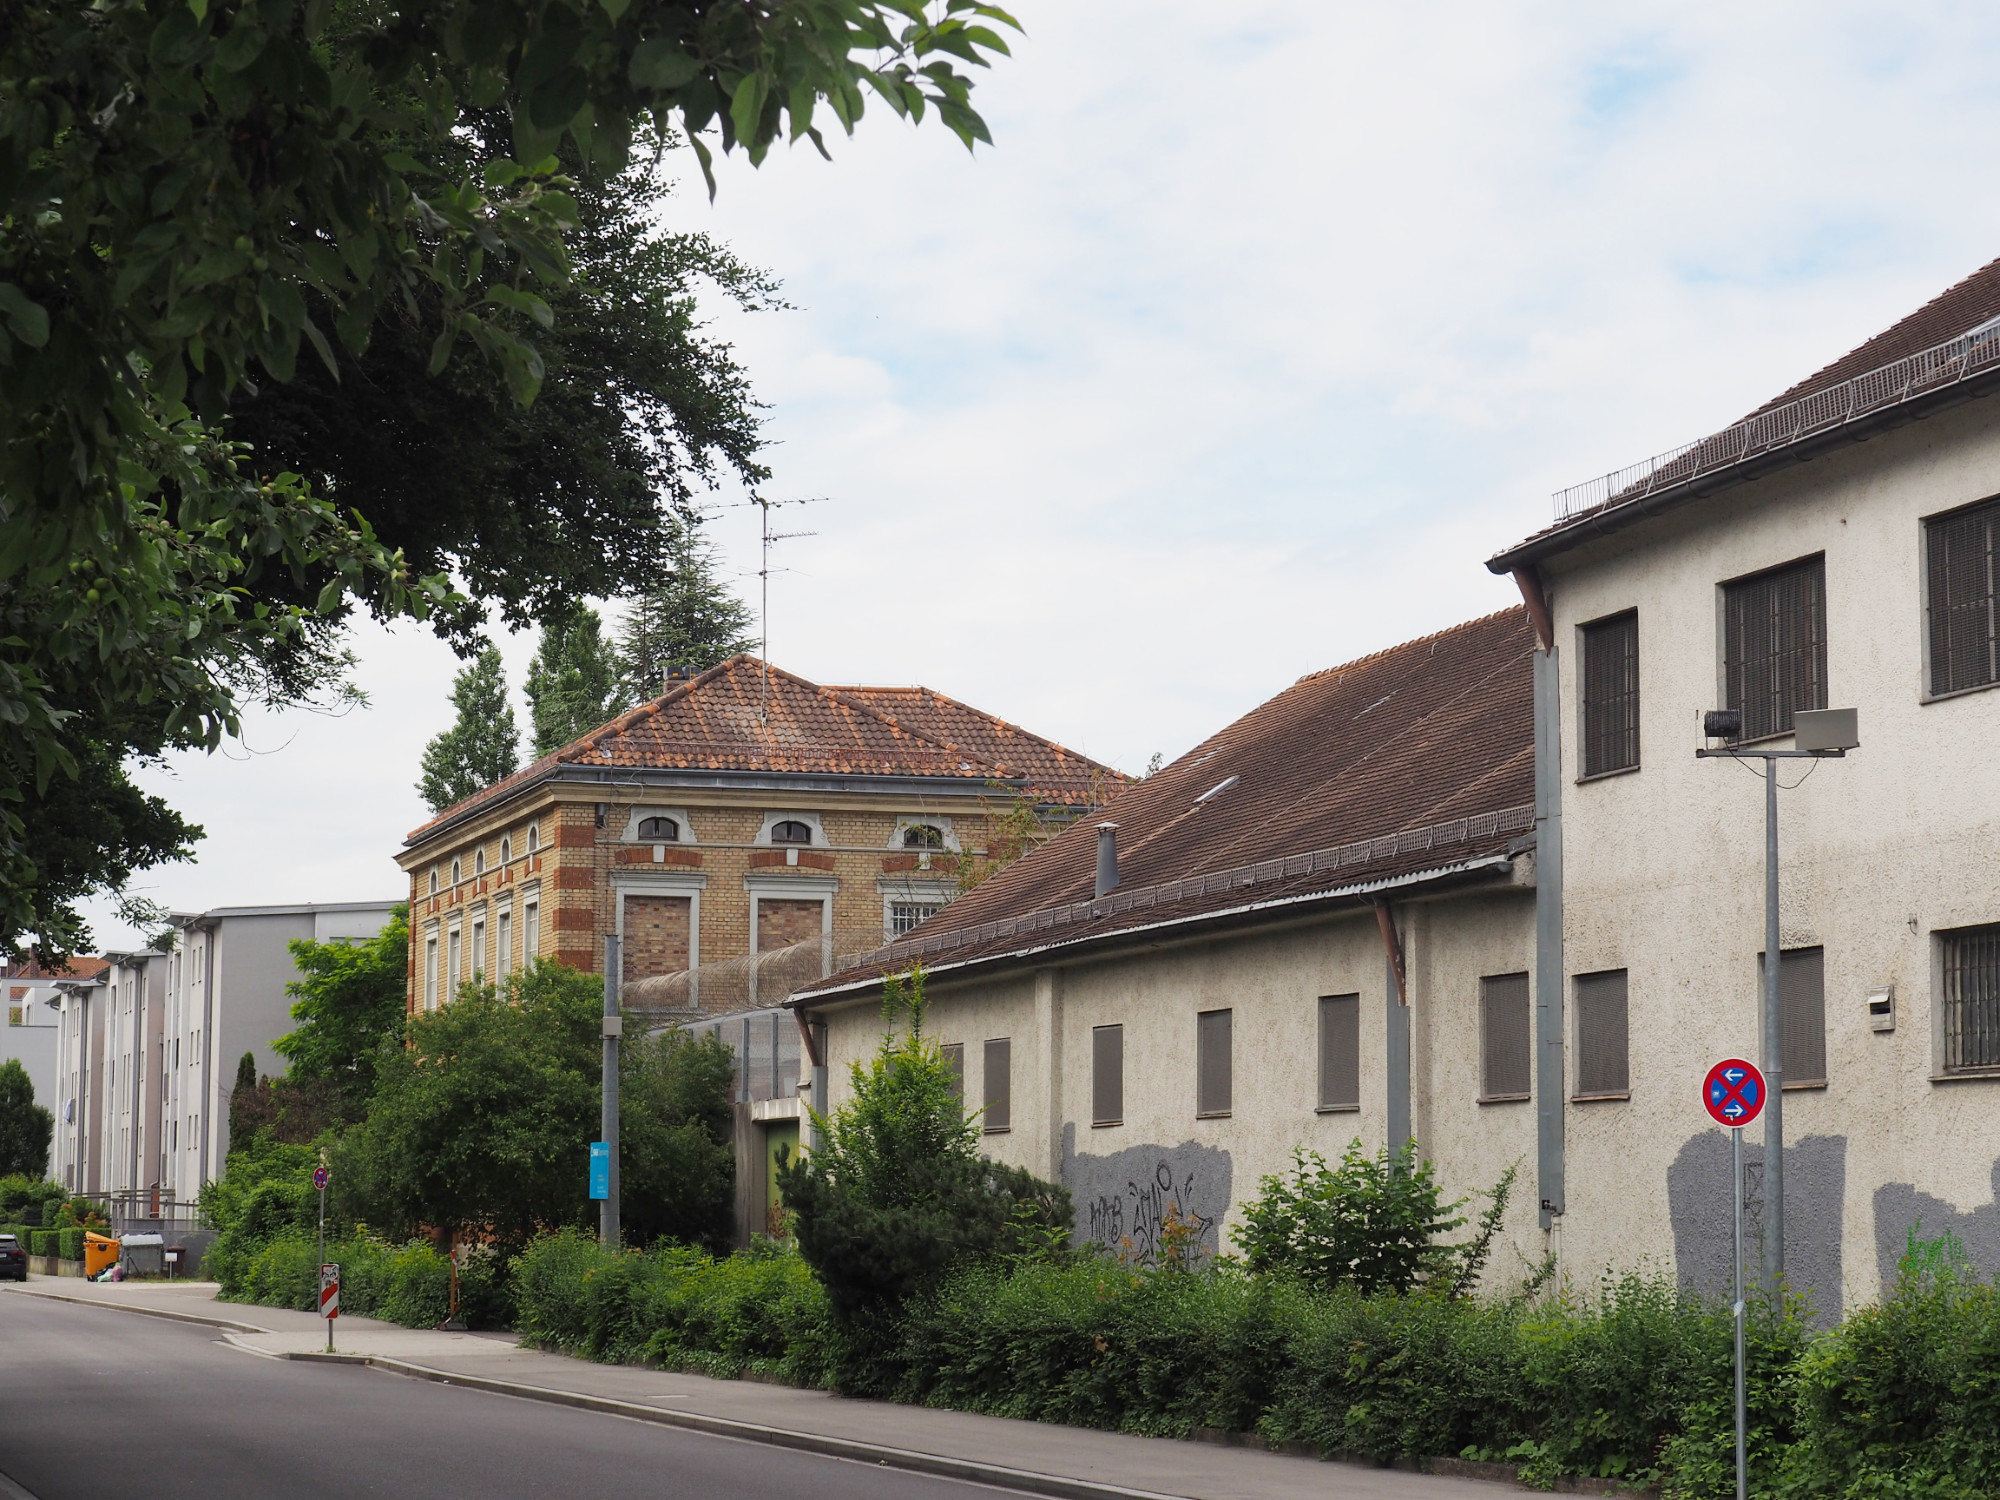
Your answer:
278,1348 -> 1196,1500
0,1284 -> 270,1336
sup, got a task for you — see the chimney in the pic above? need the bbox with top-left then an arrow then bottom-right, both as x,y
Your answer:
1095,822 -> 1120,899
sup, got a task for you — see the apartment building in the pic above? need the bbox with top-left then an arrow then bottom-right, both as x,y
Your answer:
4,956 -> 101,1124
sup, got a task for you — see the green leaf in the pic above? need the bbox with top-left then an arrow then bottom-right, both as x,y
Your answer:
315,579 -> 345,615
598,0 -> 632,18
528,67 -> 590,130
0,284 -> 49,349
629,38 -> 699,91
729,73 -> 770,153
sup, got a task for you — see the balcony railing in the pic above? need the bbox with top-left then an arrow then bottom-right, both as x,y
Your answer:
1553,316 -> 2000,523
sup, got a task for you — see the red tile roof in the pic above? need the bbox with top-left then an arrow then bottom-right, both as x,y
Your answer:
408,655 -> 1123,843
1,956 -> 109,980
799,608 -> 1537,994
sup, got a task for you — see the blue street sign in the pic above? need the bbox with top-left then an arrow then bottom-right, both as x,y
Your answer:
588,1141 -> 610,1200
1702,1057 -> 1766,1129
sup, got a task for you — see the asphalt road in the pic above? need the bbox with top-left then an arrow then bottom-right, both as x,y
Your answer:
0,1295 -> 1022,1500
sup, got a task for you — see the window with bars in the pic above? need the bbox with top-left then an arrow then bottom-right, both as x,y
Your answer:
889,902 -> 942,938
1581,611 -> 1640,775
1573,969 -> 1629,1098
1757,946 -> 1827,1087
1196,1008 -> 1233,1116
1481,972 -> 1532,1101
1092,1024 -> 1124,1125
1941,924 -> 2000,1073
1317,994 -> 1360,1111
942,1043 -> 964,1109
1926,497 -> 2000,697
983,1038 -> 1011,1132
1723,556 -> 1827,741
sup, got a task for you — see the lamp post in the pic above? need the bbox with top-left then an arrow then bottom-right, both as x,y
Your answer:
1697,705 -> 1857,1298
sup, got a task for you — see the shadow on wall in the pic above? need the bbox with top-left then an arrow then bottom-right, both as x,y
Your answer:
1060,1124 -> 1232,1264
1874,1160 -> 2000,1292
1667,1131 -> 1847,1325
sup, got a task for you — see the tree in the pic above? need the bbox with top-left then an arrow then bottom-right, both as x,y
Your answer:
526,608 -> 624,757
616,530 -> 757,701
418,647 -> 521,812
334,959 -> 733,1252
0,0 -> 1017,958
0,1060 -> 52,1179
274,907 -> 411,1114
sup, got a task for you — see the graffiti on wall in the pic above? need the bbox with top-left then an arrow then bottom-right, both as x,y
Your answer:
1061,1125 -> 1232,1265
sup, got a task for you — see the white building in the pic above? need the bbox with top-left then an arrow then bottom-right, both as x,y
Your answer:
4,957 -> 97,1130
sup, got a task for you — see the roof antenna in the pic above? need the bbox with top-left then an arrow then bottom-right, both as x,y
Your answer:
749,495 -> 824,724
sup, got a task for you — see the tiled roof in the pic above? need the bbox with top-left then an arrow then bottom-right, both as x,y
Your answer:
1,956 -> 109,980
798,608 -> 1536,995
408,655 -> 1123,843
1746,256 -> 2000,417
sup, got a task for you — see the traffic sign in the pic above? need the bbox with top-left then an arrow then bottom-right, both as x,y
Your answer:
588,1142 -> 610,1201
318,1263 -> 340,1320
1703,1058 -> 1766,1129
312,1165 -> 330,1192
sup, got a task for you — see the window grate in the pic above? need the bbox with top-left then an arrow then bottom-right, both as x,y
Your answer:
1926,498 -> 2000,696
1943,924 -> 2000,1072
983,1038 -> 1011,1132
1724,557 -> 1827,741
890,902 -> 942,938
1581,613 -> 1640,775
1196,1009 -> 1233,1116
1481,973 -> 1532,1099
1092,1025 -> 1124,1125
1759,946 -> 1826,1086
1318,994 -> 1360,1110
1573,970 -> 1629,1096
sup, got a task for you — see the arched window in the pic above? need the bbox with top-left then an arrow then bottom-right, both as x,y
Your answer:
771,819 -> 813,845
474,848 -> 486,875
637,816 -> 680,842
428,868 -> 439,895
526,824 -> 539,853
450,858 -> 461,884
902,824 -> 945,850
500,836 -> 512,863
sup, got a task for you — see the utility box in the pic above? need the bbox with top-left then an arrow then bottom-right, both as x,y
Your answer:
121,1232 -> 165,1276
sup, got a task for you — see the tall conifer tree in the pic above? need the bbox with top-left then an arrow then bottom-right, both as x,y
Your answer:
525,607 -> 623,757
617,532 -> 756,703
418,647 -> 520,812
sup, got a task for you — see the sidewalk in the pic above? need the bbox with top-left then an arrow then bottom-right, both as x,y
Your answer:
3,1275 -> 1526,1500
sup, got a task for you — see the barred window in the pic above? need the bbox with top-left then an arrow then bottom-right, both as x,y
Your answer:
1573,969 -> 1629,1098
982,1038 -> 1011,1132
1758,946 -> 1826,1087
1723,557 -> 1827,741
637,816 -> 680,841
1480,972 -> 1532,1101
1196,1009 -> 1232,1116
1581,612 -> 1640,775
1941,924 -> 2000,1073
1926,497 -> 2000,696
889,902 -> 941,938
1092,1024 -> 1124,1126
1317,994 -> 1360,1111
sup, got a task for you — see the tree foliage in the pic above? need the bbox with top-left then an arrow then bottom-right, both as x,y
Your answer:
526,606 -> 622,757
0,1060 -> 52,1179
616,528 -> 756,700
778,965 -> 1069,1340
418,645 -> 521,811
274,906 -> 411,1109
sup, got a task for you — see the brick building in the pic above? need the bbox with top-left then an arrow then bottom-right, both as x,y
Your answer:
396,655 -> 1121,1017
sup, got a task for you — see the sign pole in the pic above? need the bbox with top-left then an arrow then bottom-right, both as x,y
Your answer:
600,934 -> 621,1250
1733,1124 -> 1746,1500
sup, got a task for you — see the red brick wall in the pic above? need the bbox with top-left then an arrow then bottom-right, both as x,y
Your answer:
623,896 -> 691,980
758,899 -> 824,952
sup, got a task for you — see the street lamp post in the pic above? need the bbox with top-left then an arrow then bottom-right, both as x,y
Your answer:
1697,705 -> 1857,1298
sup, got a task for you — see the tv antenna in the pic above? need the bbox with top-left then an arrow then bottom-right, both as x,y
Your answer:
746,495 -> 823,722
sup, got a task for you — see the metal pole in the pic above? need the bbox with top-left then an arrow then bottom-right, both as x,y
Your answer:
601,935 -> 621,1250
1762,761 -> 1784,1295
1733,1125 -> 1746,1500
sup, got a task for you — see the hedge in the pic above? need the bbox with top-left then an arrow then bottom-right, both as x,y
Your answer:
216,1232 -> 510,1330
58,1227 -> 83,1261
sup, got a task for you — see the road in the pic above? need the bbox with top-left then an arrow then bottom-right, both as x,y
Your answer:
0,1294 -> 1023,1500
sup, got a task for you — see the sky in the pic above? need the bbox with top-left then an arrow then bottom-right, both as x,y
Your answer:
78,0 -> 2000,947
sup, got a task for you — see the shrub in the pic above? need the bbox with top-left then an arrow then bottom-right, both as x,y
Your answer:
29,1230 -> 54,1257
57,1226 -> 83,1260
218,1230 -> 510,1330
511,1226 -> 612,1353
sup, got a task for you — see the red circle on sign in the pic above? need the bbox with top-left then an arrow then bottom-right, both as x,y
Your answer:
1702,1057 -> 1766,1128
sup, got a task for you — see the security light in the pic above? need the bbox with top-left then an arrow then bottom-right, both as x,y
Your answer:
1793,708 -> 1859,754
1703,709 -> 1742,739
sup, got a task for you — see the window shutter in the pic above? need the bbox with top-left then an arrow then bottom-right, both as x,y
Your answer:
942,1043 -> 964,1109
1926,498 -> 2000,696
1573,970 -> 1629,1096
983,1038 -> 1011,1132
1723,557 -> 1827,740
1581,612 -> 1640,775
1480,972 -> 1532,1100
1092,1025 -> 1123,1125
1196,1009 -> 1232,1116
1768,947 -> 1827,1086
1941,924 -> 2000,1072
1317,994 -> 1360,1110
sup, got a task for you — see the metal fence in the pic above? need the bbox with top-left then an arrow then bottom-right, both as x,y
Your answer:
684,1007 -> 803,1104
1553,317 -> 2000,523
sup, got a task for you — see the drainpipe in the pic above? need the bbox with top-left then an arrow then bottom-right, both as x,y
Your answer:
1374,902 -> 1411,1153
197,919 -> 216,1192
1094,824 -> 1119,899
1515,567 -> 1567,1232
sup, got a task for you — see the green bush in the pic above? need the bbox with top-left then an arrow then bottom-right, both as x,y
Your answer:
29,1229 -> 54,1257
57,1226 -> 83,1260
218,1230 -> 510,1331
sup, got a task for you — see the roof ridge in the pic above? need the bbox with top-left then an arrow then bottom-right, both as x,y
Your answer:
817,683 -> 1010,775
1291,605 -> 1526,687
828,683 -> 1124,779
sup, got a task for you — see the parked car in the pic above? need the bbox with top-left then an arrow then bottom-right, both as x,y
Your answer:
0,1234 -> 26,1281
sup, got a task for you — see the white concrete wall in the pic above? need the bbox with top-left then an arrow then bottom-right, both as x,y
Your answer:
1542,391 -> 2000,1312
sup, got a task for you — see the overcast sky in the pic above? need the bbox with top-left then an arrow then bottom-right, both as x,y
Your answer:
79,0 -> 2000,947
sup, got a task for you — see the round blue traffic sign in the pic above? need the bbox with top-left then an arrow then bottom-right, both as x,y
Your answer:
312,1165 -> 330,1192
1702,1057 -> 1766,1128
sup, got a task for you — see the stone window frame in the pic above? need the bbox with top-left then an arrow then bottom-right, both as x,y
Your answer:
613,872 -> 708,985
754,811 -> 827,847
619,806 -> 697,844
526,823 -> 540,854
887,815 -> 959,853
876,876 -> 956,942
500,834 -> 512,864
743,872 -> 837,955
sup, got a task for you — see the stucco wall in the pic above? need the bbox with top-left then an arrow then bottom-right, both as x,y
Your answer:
1542,391 -> 2000,1313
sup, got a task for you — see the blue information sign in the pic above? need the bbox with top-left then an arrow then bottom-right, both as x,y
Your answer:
588,1141 -> 610,1200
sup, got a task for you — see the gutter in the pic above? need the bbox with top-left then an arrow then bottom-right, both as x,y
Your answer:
790,853 -> 1518,1008
1487,364 -> 2000,575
